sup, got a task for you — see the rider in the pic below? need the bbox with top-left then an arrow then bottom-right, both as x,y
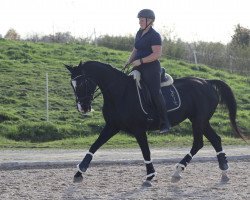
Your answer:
126,9 -> 171,133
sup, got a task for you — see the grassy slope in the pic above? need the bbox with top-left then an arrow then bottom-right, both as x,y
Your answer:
0,39 -> 249,148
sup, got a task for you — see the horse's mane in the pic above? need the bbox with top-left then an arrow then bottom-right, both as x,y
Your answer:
82,61 -> 128,78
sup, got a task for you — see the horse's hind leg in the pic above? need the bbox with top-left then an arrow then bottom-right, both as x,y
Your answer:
172,120 -> 204,182
135,132 -> 156,187
204,122 -> 229,182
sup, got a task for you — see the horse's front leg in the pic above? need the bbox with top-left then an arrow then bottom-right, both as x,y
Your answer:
135,132 -> 156,187
74,125 -> 119,183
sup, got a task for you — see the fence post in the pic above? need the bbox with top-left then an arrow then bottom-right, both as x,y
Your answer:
94,28 -> 97,46
229,55 -> 233,73
46,72 -> 49,122
193,50 -> 198,66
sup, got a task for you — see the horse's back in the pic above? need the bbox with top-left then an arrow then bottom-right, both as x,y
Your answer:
171,77 -> 219,121
174,77 -> 218,95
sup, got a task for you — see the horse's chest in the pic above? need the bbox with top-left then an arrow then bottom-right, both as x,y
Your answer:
103,104 -> 141,124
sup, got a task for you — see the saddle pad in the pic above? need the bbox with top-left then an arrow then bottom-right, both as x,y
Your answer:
161,85 -> 181,112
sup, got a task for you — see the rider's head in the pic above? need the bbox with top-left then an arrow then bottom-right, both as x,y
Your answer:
137,9 -> 155,30
137,9 -> 155,20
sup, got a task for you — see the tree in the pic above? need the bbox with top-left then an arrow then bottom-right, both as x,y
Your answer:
231,24 -> 250,47
4,28 -> 21,40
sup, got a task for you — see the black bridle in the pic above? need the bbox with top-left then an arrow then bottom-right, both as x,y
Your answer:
71,75 -> 99,108
71,66 -> 130,107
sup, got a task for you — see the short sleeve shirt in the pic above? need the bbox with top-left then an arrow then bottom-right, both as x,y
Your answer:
134,27 -> 162,60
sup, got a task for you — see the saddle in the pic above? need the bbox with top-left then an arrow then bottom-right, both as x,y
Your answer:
130,68 -> 181,114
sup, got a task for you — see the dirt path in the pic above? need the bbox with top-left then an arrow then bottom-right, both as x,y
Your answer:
1,146 -> 249,169
0,160 -> 249,200
0,146 -> 249,199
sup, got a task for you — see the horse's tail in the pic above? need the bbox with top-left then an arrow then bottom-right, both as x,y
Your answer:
208,79 -> 246,141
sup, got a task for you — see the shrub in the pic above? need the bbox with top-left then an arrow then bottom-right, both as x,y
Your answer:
7,122 -> 62,142
5,122 -> 89,142
0,111 -> 19,122
4,28 -> 20,40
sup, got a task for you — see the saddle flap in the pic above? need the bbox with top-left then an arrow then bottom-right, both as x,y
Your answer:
129,69 -> 181,113
129,69 -> 174,88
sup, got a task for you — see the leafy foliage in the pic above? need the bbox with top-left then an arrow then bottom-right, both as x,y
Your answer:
231,24 -> 250,47
4,28 -> 21,40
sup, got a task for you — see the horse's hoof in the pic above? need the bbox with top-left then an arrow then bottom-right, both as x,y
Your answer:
171,174 -> 182,183
220,174 -> 229,183
73,175 -> 83,183
142,180 -> 152,187
73,173 -> 83,183
217,153 -> 229,171
219,163 -> 229,171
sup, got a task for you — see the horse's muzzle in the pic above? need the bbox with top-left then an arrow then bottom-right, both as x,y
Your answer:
77,103 -> 91,113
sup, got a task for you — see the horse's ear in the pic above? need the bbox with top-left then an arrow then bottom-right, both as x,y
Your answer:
64,64 -> 73,73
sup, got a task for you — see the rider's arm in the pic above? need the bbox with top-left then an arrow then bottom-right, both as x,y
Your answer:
141,45 -> 162,63
131,45 -> 162,67
127,48 -> 137,65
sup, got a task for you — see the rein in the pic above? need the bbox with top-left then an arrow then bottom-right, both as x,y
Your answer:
73,64 -> 131,108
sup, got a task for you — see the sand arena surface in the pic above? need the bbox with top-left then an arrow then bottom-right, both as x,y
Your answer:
0,160 -> 249,200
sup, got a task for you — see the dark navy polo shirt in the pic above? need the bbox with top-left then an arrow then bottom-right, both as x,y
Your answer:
134,27 -> 162,60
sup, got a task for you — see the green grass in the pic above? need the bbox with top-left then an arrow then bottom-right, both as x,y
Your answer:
0,134 -> 247,149
0,38 -> 249,148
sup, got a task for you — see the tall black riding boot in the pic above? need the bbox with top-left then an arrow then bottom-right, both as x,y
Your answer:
153,93 -> 171,134
159,113 -> 171,134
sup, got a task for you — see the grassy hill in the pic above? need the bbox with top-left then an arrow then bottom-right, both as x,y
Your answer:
0,39 -> 249,146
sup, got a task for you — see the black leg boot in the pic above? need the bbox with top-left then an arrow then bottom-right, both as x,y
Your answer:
159,114 -> 171,133
151,89 -> 171,133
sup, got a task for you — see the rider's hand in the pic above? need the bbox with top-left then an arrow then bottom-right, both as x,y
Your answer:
124,61 -> 131,68
131,59 -> 141,67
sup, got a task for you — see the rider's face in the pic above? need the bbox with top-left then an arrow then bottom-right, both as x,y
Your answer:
139,17 -> 153,29
139,17 -> 147,29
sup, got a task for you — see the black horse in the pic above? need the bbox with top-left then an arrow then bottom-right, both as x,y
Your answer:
66,61 -> 244,185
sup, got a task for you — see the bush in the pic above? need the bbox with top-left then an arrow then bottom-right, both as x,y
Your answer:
4,28 -> 20,40
0,124 -> 17,137
4,122 -> 90,142
96,35 -> 134,51
0,111 -> 19,122
7,122 -> 62,142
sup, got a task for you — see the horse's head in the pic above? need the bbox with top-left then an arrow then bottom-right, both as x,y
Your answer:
65,62 -> 97,114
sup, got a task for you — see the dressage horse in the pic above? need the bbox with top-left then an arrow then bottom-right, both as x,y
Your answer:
66,61 -> 244,185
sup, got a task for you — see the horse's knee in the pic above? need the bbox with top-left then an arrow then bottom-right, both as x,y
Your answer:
196,142 -> 204,150
190,141 -> 203,155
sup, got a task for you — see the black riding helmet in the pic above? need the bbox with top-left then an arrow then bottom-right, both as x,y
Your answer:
137,9 -> 155,20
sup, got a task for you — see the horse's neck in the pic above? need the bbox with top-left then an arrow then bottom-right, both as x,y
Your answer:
93,65 -> 127,91
97,69 -> 128,99
99,74 -> 127,94
85,62 -> 128,99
